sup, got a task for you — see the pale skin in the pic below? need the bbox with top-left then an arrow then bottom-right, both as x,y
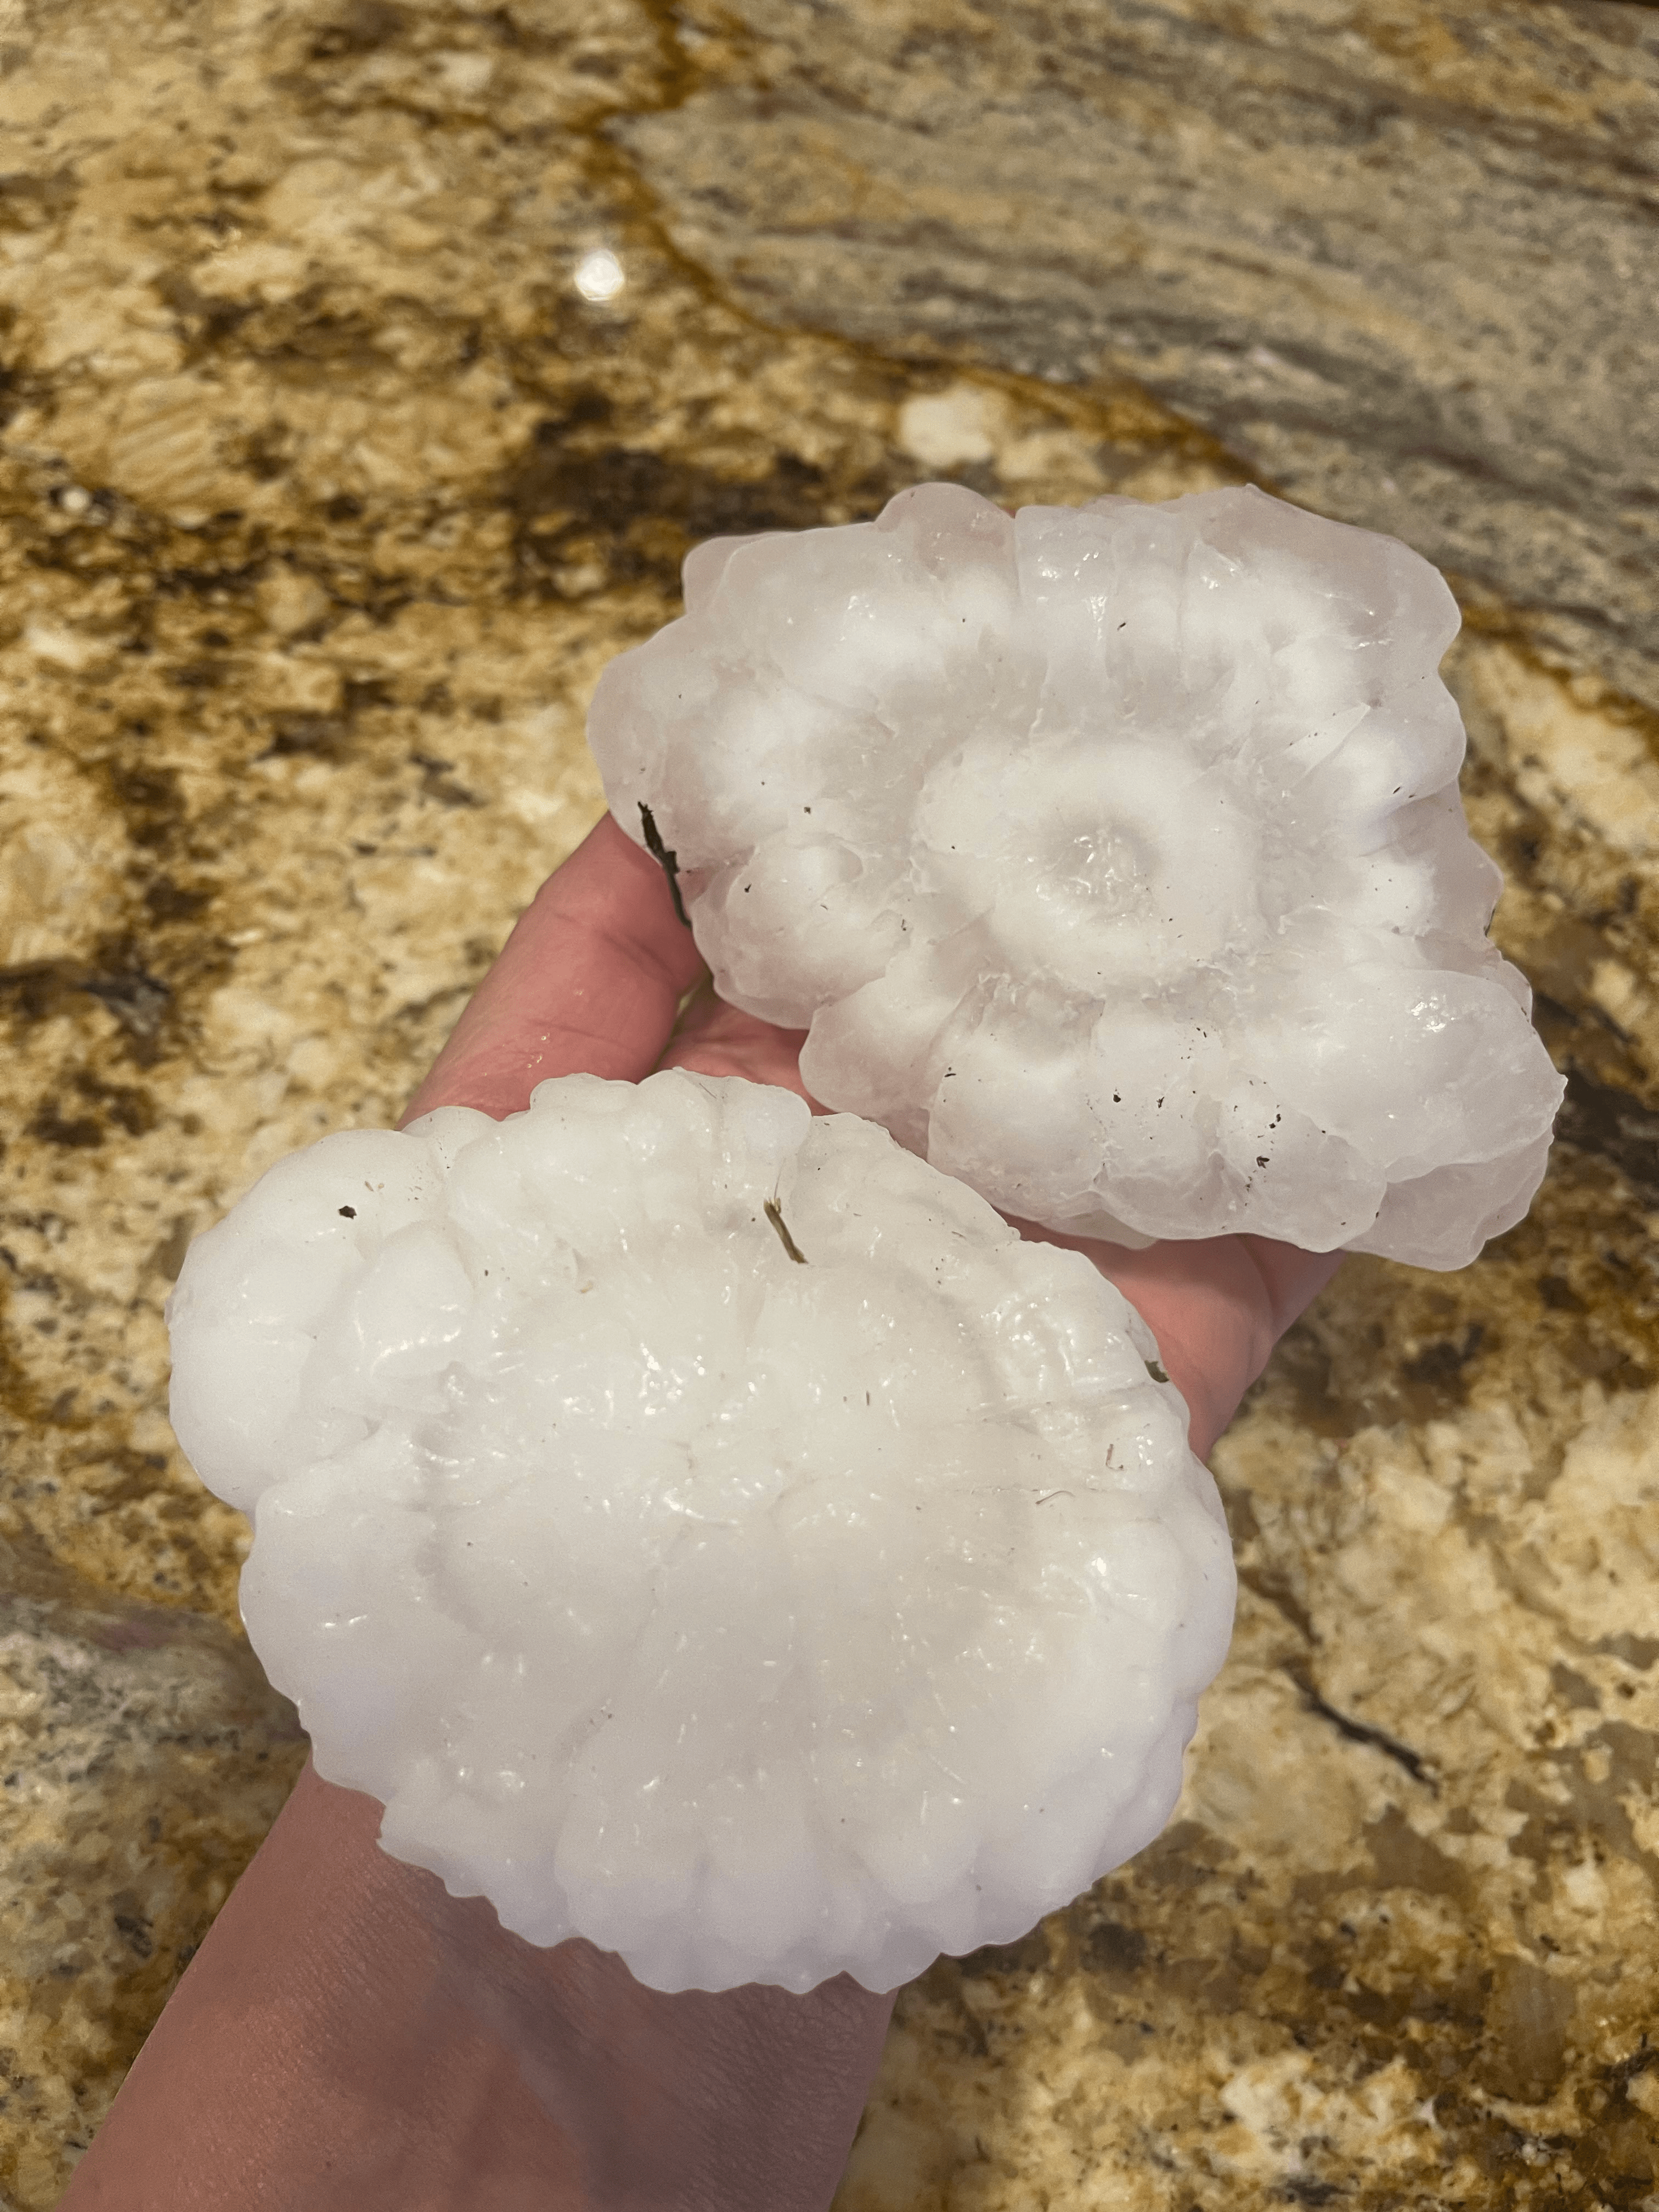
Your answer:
63,816 -> 1342,2210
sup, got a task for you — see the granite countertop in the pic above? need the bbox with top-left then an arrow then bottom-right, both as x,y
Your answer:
2,1 -> 1657,2204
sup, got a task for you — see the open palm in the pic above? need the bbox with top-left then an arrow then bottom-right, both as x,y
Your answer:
67,812 -> 1340,2212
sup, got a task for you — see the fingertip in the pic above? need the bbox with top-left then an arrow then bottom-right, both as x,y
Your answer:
402,810 -> 707,1124
1237,1235 -> 1345,1339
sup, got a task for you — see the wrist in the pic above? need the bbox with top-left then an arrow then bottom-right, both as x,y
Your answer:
64,1763 -> 891,2212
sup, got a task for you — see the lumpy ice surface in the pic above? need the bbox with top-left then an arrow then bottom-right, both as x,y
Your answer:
588,483 -> 1564,1266
167,1072 -> 1232,1993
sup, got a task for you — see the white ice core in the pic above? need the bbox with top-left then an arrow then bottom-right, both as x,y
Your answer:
589,483 -> 1565,1266
167,1072 -> 1231,1994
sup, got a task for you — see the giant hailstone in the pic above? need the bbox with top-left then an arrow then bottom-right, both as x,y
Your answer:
589,483 -> 1565,1268
168,1071 -> 1230,1995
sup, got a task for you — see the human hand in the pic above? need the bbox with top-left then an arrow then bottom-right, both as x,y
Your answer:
64,814 -> 1339,2210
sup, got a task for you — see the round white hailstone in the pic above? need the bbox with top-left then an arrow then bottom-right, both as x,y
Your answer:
588,483 -> 1565,1268
167,1070 -> 1232,1995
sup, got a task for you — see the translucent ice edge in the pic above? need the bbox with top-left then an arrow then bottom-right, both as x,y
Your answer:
589,482 -> 1565,1267
167,1071 -> 1234,1994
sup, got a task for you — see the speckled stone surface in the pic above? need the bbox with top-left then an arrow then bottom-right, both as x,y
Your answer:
1,2 -> 1656,2205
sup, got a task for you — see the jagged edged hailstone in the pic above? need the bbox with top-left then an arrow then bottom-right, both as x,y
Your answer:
166,1071 -> 1231,1995
588,483 -> 1564,1268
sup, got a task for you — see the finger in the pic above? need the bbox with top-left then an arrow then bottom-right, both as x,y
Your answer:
1014,1221 -> 1343,1460
656,984 -> 819,1102
1237,1233 -> 1346,1340
1098,1235 -> 1341,1452
403,814 -> 707,1125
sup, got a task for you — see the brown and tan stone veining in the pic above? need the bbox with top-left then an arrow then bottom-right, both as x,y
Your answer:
1,0 -> 1657,2204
